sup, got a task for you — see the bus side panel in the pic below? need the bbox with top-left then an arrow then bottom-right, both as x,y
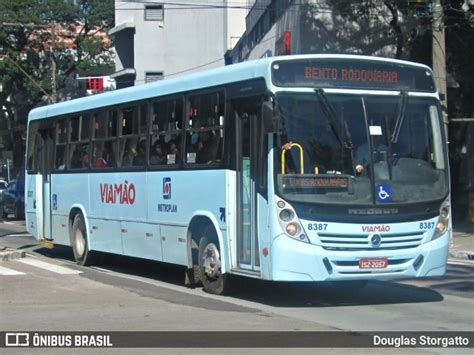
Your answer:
49,174 -> 69,245
25,173 -> 39,239
160,225 -> 188,265
51,215 -> 70,245
121,221 -> 162,261
88,172 -> 148,254
89,172 -> 147,221
147,170 -> 227,267
256,191 -> 270,278
35,174 -> 44,240
51,174 -> 91,245
226,170 -> 237,271
88,218 -> 122,254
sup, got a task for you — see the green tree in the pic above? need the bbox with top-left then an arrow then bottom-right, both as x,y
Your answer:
300,0 -> 432,59
0,0 -> 114,168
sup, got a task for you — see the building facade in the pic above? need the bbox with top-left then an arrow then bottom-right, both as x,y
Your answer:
226,0 -> 428,64
110,0 -> 247,88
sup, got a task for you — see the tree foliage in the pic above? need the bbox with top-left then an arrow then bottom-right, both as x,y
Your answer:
0,0 -> 114,166
299,0 -> 432,59
298,1 -> 472,116
445,0 -> 474,119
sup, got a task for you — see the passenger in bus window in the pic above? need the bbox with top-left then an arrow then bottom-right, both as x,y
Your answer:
150,140 -> 166,165
133,139 -> 147,166
167,140 -> 180,164
103,143 -> 115,167
70,145 -> 82,168
81,145 -> 90,168
56,154 -> 66,170
196,131 -> 219,164
122,141 -> 136,167
93,146 -> 107,168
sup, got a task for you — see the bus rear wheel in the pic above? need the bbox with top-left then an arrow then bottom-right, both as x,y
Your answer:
71,214 -> 96,266
198,228 -> 228,295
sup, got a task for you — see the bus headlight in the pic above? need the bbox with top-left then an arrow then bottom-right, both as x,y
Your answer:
279,209 -> 294,222
440,207 -> 449,219
432,200 -> 450,241
435,220 -> 447,234
276,197 -> 309,243
286,223 -> 299,236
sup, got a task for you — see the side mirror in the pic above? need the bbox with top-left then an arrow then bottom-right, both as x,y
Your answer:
262,101 -> 281,133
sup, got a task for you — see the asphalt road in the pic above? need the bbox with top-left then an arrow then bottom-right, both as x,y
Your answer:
1,221 -> 473,353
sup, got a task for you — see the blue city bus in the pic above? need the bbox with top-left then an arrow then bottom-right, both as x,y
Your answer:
25,55 -> 450,294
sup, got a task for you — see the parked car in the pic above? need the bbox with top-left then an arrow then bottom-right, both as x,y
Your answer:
0,178 -> 25,220
0,179 -> 7,196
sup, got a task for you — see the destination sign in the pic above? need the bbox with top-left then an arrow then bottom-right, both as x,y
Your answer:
282,176 -> 349,189
272,58 -> 436,92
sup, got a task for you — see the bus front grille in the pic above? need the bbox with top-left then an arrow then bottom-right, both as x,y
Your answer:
318,232 -> 425,251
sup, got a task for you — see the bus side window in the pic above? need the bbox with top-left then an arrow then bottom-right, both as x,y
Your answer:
26,121 -> 42,174
92,110 -> 117,169
118,104 -> 147,168
68,115 -> 90,170
185,92 -> 224,165
53,119 -> 67,171
149,98 -> 183,167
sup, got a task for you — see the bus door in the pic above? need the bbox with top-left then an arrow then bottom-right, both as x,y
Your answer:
235,106 -> 261,272
35,128 -> 54,241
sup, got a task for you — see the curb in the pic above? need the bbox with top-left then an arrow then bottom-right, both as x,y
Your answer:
449,250 -> 474,261
0,248 -> 26,261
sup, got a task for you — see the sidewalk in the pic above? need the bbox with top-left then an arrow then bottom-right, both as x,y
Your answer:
451,222 -> 474,260
1,219 -> 473,260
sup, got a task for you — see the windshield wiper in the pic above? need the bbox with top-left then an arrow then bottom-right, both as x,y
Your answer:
390,91 -> 408,143
314,89 -> 353,150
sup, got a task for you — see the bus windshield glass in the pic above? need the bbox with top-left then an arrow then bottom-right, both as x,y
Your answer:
275,92 -> 448,206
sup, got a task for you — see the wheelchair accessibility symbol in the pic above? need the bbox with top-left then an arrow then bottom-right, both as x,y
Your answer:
376,183 -> 392,202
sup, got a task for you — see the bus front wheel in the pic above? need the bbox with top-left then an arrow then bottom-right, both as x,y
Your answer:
71,214 -> 96,266
198,229 -> 228,295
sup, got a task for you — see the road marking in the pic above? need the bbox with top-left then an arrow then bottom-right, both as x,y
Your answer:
16,257 -> 82,275
0,265 -> 26,276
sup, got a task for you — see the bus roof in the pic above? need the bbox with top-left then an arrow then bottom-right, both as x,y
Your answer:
28,54 -> 433,122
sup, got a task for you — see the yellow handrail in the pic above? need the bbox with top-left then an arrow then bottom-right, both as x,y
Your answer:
281,142 -> 304,175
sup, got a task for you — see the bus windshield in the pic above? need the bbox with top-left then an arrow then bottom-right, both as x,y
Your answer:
275,92 -> 448,206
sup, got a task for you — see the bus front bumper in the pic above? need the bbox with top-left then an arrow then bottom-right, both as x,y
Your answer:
269,232 -> 449,282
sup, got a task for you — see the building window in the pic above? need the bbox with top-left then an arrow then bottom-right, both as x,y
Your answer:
145,5 -> 164,21
145,71 -> 164,83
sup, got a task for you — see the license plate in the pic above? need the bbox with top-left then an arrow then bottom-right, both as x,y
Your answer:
359,257 -> 388,269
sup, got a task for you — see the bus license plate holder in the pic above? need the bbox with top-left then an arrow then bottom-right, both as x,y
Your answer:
359,257 -> 388,269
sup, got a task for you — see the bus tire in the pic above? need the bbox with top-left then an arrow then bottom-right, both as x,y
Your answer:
198,228 -> 228,295
71,213 -> 96,266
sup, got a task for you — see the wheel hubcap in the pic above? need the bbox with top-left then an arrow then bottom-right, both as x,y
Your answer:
202,243 -> 221,279
75,229 -> 86,257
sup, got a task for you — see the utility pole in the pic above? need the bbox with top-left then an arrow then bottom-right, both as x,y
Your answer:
50,22 -> 57,104
432,0 -> 448,136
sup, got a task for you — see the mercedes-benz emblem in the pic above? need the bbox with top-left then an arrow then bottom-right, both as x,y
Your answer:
370,233 -> 382,248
